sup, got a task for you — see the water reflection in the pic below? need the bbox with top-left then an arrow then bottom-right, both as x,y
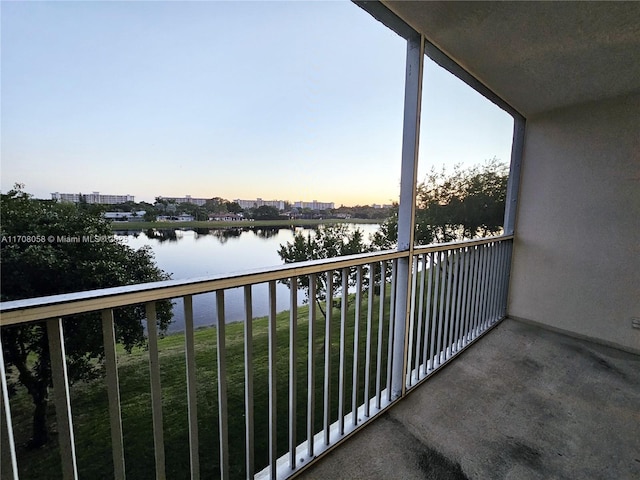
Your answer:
253,226 -> 281,239
145,228 -> 178,242
118,224 -> 380,331
115,225 -> 328,246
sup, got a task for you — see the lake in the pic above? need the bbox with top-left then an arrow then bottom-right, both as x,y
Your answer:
115,224 -> 380,332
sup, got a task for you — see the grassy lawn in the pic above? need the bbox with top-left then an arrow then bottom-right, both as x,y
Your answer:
111,218 -> 381,230
3,293 -> 393,480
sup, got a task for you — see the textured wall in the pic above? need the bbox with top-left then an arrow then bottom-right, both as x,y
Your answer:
509,93 -> 640,352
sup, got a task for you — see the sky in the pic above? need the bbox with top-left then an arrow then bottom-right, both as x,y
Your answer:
1,0 -> 514,207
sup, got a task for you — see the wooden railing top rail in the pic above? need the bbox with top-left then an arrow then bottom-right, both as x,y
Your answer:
0,235 -> 512,326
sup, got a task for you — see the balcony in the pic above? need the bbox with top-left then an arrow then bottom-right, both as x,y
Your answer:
2,1 -> 639,479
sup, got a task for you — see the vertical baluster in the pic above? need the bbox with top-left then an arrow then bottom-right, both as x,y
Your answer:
47,318 -> 78,480
0,331 -> 19,480
406,255 -> 419,386
267,282 -> 277,477
484,243 -> 496,326
443,250 -> 454,360
375,261 -> 386,409
451,249 -> 463,354
386,259 -> 398,402
215,291 -> 229,480
183,297 -> 200,480
493,242 -> 502,320
323,272 -> 333,446
145,303 -> 165,480
474,245 -> 486,337
338,269 -> 348,435
351,266 -> 363,426
101,309 -> 126,480
487,243 -> 497,326
449,249 -> 459,355
436,251 -> 447,365
470,246 -> 480,337
307,275 -> 317,457
423,252 -> 435,372
458,248 -> 471,348
429,252 -> 440,370
243,286 -> 255,478
364,262 -> 375,417
478,244 -> 490,332
482,244 -> 493,332
415,254 -> 427,380
489,243 -> 498,327
490,242 -> 502,324
289,276 -> 298,468
470,246 -> 483,339
466,247 -> 478,342
485,244 -> 496,324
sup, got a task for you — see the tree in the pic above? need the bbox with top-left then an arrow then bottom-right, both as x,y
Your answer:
278,224 -> 371,315
251,205 -> 281,220
204,197 -> 226,214
225,201 -> 243,214
143,210 -> 157,222
0,185 -> 172,447
373,160 -> 508,248
279,162 -> 508,305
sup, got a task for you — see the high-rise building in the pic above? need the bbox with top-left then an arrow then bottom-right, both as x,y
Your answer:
234,198 -> 286,211
51,192 -> 135,204
293,200 -> 335,211
157,195 -> 208,206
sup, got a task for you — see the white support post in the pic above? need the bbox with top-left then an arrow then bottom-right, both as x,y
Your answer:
504,115 -> 525,235
391,32 -> 424,399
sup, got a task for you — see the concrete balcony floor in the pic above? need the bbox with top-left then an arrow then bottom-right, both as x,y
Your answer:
297,319 -> 640,480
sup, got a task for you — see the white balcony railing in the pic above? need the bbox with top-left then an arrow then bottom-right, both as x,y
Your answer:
0,235 -> 512,480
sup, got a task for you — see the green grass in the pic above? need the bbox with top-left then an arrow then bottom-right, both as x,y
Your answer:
3,293 -> 392,480
111,218 -> 381,230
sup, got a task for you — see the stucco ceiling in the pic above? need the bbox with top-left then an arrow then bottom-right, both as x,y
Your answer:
382,1 -> 640,117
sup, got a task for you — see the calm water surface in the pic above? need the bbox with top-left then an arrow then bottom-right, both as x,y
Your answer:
116,224 -> 380,331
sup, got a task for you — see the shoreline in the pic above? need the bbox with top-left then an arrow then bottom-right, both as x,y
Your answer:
109,218 -> 382,230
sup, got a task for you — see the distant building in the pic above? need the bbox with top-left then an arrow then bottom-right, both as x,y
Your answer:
293,200 -> 335,211
234,198 -> 286,211
51,192 -> 134,204
157,214 -> 194,222
209,213 -> 243,222
104,211 -> 146,221
157,195 -> 208,206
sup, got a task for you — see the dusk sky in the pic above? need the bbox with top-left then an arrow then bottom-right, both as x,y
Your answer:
1,1 -> 513,207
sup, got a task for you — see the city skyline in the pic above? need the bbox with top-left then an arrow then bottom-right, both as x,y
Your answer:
49,190 -> 349,209
1,1 -> 514,207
